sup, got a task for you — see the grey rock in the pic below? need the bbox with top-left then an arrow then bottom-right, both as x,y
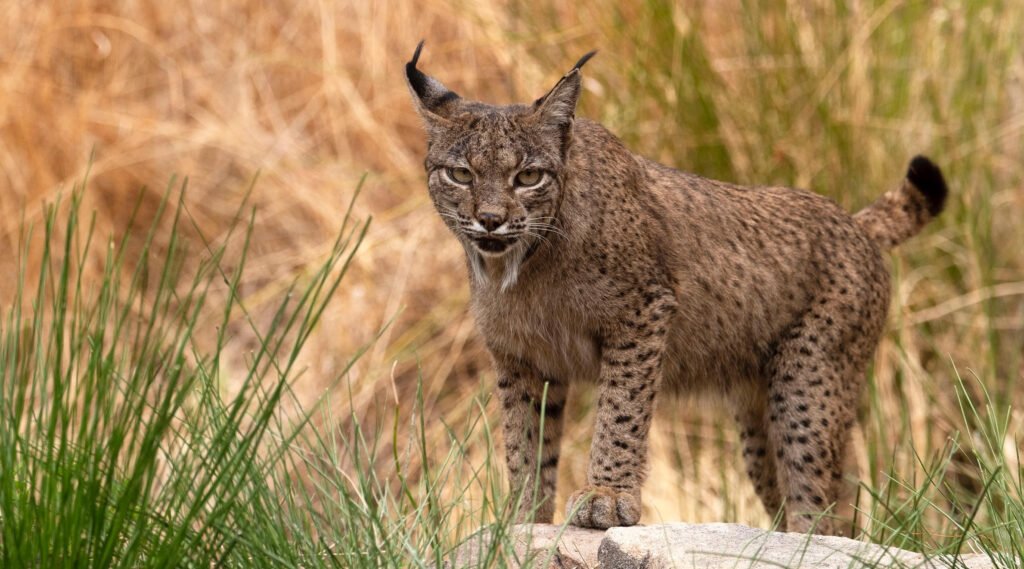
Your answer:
445,523 -> 997,568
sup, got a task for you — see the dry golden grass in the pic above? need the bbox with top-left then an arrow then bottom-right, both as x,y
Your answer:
2,0 -> 1022,533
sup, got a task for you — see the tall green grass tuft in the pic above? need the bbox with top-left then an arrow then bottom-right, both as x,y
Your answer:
0,180 -> 529,567
858,368 -> 1024,566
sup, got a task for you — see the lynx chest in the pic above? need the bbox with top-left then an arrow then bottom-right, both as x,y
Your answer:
471,283 -> 601,385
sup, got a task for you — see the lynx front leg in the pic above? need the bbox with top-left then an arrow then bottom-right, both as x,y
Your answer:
566,292 -> 675,529
493,353 -> 567,524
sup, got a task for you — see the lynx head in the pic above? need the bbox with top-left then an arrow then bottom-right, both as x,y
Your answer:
406,41 -> 595,261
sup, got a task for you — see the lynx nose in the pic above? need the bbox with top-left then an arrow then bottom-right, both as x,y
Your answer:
476,211 -> 506,232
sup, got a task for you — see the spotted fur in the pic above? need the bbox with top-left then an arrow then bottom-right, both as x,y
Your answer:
405,42 -> 948,535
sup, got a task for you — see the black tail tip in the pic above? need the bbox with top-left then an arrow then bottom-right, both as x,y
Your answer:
907,155 -> 948,216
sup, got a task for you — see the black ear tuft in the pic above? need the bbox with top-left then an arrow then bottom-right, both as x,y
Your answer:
571,50 -> 598,73
410,40 -> 425,67
405,40 -> 460,119
406,40 -> 429,98
906,155 -> 948,216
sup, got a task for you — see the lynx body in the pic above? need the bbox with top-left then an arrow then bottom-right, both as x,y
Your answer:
406,43 -> 948,534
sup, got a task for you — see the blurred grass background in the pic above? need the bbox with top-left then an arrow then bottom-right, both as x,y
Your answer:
1,0 -> 1022,534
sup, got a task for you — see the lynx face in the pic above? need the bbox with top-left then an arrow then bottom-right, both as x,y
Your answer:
422,109 -> 567,257
407,42 -> 593,260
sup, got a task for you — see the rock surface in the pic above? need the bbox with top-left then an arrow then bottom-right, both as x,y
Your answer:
447,523 -> 996,568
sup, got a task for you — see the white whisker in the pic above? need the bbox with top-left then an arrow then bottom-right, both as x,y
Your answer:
522,230 -> 551,244
528,221 -> 568,240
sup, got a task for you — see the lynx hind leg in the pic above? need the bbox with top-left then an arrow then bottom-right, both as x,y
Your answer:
766,317 -> 877,534
830,412 -> 864,538
734,391 -> 785,529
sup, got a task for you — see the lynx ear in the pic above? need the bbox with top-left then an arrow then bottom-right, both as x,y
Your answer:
532,50 -> 597,129
406,40 -> 460,127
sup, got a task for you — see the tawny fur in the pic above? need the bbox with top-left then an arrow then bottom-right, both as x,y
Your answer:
406,42 -> 948,535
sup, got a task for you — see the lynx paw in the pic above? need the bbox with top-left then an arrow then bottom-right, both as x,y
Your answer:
565,485 -> 641,529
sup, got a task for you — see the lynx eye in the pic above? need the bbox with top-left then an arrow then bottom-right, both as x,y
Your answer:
446,167 -> 473,185
515,169 -> 543,187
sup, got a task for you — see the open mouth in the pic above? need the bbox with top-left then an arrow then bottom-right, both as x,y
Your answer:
471,236 -> 514,254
